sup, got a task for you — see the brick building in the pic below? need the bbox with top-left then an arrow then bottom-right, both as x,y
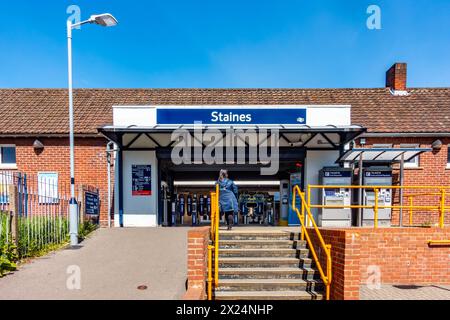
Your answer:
0,63 -> 449,227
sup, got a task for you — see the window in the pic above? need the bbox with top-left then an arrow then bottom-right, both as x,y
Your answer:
0,145 -> 17,168
400,144 -> 420,168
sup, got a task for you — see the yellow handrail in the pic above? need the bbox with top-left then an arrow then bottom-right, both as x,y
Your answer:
307,185 -> 449,228
207,245 -> 213,300
428,240 -> 450,245
292,185 -> 332,300
207,184 -> 220,300
214,183 -> 220,287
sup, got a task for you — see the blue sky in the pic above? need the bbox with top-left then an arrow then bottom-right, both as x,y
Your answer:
0,0 -> 449,88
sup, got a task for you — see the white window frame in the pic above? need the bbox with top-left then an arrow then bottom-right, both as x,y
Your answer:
0,144 -> 17,169
400,144 -> 420,168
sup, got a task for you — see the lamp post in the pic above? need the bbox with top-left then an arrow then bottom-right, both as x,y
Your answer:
67,13 -> 118,246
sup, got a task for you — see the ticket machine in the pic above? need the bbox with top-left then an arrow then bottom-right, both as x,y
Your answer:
362,167 -> 392,227
318,167 -> 352,227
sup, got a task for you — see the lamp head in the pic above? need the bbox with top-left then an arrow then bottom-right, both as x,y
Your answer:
89,14 -> 118,27
431,139 -> 443,150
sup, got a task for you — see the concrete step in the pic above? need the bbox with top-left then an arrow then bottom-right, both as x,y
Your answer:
220,231 -> 300,241
218,267 -> 320,280
214,290 -> 324,300
216,278 -> 325,292
219,248 -> 309,258
298,257 -> 315,268
220,239 -> 306,249
219,257 -> 301,268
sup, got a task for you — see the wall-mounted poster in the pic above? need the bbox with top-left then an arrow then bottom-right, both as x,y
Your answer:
132,165 -> 152,196
38,172 -> 59,204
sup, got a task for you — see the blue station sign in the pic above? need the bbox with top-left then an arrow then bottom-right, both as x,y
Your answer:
156,108 -> 307,125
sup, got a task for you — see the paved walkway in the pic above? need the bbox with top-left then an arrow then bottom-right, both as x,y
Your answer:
360,284 -> 450,300
0,227 -> 190,300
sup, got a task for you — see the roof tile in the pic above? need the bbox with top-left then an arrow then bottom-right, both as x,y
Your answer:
0,88 -> 449,135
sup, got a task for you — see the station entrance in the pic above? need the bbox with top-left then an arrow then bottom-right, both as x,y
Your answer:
99,105 -> 365,227
158,151 -> 305,227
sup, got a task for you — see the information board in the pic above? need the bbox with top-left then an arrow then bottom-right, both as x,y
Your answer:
85,191 -> 100,215
132,165 -> 152,196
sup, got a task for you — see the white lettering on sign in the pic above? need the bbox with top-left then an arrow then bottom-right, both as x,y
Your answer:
211,111 -> 252,123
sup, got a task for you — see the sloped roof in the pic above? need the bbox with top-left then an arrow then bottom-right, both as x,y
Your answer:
0,87 -> 449,135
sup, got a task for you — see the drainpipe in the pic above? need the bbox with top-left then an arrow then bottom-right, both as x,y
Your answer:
106,142 -> 118,228
399,154 -> 405,227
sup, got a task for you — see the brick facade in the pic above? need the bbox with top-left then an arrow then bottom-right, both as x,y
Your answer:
184,227 -> 210,300
356,137 -> 450,226
1,135 -> 448,228
310,227 -> 450,300
0,137 -> 111,226
307,228 -> 360,300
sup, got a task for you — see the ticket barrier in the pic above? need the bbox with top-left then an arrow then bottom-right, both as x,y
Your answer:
239,193 -> 272,225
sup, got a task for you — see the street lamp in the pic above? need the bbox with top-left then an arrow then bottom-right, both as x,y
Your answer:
67,13 -> 118,246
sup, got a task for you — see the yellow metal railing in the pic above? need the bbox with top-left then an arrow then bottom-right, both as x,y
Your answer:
292,185 -> 332,300
307,185 -> 450,229
428,240 -> 450,246
207,184 -> 220,300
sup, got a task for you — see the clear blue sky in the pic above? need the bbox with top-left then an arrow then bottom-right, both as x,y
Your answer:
0,0 -> 449,88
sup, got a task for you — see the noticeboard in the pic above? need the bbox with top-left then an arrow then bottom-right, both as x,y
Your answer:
132,165 -> 152,196
85,191 -> 100,215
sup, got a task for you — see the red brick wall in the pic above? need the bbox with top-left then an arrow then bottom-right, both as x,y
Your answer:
386,63 -> 407,91
0,137 -> 111,226
308,228 -> 360,300
310,227 -> 450,300
184,227 -> 210,300
358,227 -> 450,285
357,137 -> 450,226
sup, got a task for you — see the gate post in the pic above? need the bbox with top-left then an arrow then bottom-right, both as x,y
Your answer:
8,184 -> 19,246
78,184 -> 85,225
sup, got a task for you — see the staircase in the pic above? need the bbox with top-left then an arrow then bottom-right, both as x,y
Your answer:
214,229 -> 325,300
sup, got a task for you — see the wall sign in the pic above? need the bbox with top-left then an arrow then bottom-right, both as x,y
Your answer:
132,165 -> 152,196
156,108 -> 307,125
324,171 -> 352,178
84,191 -> 100,215
365,171 -> 392,178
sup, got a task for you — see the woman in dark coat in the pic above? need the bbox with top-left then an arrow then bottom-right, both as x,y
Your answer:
217,169 -> 238,230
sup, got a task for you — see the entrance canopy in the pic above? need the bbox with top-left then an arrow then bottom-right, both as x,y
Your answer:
99,124 -> 366,150
337,147 -> 432,164
99,104 -> 366,150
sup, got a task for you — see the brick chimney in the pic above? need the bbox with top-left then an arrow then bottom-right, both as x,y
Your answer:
386,63 -> 407,91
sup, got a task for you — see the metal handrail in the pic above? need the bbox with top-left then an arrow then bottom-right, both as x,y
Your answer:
214,184 -> 220,287
307,185 -> 448,229
292,185 -> 332,300
207,184 -> 220,300
428,240 -> 450,245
